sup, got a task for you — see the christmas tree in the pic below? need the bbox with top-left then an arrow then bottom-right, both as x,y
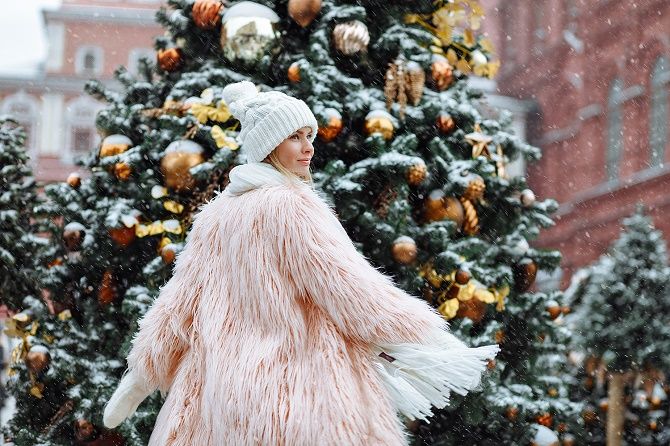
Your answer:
565,210 -> 670,445
0,117 -> 43,312
3,1 -> 578,444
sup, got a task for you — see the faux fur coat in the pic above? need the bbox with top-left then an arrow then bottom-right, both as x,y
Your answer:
124,163 -> 497,445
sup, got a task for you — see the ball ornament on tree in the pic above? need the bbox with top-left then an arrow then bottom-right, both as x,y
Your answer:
407,161 -> 427,186
99,135 -> 132,158
391,236 -> 417,264
505,406 -> 519,421
288,0 -> 321,28
63,222 -> 85,252
192,0 -> 223,29
25,346 -> 50,374
424,190 -> 465,226
109,226 -> 136,248
160,140 -> 206,192
456,298 -> 486,323
332,20 -> 369,55
536,413 -> 553,427
431,54 -> 454,91
513,258 -> 538,292
546,300 -> 562,320
455,268 -> 471,285
317,108 -> 343,142
364,110 -> 395,140
220,2 -> 280,65
74,418 -> 96,442
113,162 -> 131,181
67,172 -> 81,188
157,47 -> 184,72
530,424 -> 559,446
287,61 -> 301,83
437,113 -> 456,134
520,188 -> 536,207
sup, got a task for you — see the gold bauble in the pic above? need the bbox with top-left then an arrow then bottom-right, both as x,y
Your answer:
332,20 -> 370,55
25,347 -> 50,374
98,269 -> 117,306
423,190 -> 464,226
513,259 -> 538,292
113,162 -> 132,181
66,172 -> 81,188
407,161 -> 427,186
160,140 -> 206,192
192,0 -> 223,29
99,134 -> 132,157
318,109 -> 343,142
157,47 -> 184,72
364,110 -> 395,140
288,0 -> 322,27
431,55 -> 454,91
598,398 -> 609,411
109,226 -> 136,248
391,236 -> 417,264
288,61 -> 301,83
546,301 -> 562,320
220,2 -> 280,65
437,113 -> 456,134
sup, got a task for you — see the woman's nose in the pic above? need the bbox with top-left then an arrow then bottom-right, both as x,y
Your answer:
302,138 -> 314,153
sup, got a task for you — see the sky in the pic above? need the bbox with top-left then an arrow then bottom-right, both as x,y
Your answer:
0,0 -> 62,76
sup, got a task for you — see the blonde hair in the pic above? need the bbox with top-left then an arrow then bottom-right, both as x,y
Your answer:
264,149 -> 313,184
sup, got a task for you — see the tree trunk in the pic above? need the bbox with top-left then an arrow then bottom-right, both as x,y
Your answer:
607,372 -> 626,446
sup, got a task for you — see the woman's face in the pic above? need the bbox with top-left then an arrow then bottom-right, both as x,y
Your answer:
271,126 -> 314,177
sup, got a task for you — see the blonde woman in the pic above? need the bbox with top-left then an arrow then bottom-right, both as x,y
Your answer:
103,81 -> 498,445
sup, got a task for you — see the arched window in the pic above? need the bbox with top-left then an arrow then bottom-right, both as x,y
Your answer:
65,96 -> 102,162
0,91 -> 39,154
606,78 -> 624,180
649,57 -> 669,167
75,46 -> 103,76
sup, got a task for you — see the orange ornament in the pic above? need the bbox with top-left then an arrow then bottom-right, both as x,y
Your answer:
114,162 -> 132,181
109,226 -> 136,248
317,109 -> 343,142
456,298 -> 487,323
536,413 -> 553,427
431,57 -> 454,91
66,172 -> 81,188
157,48 -> 183,72
437,113 -> 456,134
288,0 -> 322,27
192,0 -> 222,29
98,269 -> 117,306
288,62 -> 301,83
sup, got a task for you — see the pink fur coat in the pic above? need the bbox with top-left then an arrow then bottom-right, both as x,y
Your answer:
121,164 -> 497,445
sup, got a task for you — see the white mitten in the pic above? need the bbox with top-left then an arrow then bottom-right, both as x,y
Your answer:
103,369 -> 155,428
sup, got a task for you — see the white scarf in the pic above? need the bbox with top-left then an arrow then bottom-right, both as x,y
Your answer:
222,162 -> 293,196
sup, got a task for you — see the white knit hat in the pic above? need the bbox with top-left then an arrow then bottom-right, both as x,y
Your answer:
222,81 -> 319,163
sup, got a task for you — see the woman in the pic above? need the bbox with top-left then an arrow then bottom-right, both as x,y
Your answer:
103,81 -> 498,445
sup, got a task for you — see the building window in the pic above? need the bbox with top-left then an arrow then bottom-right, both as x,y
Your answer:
127,48 -> 154,75
606,78 -> 624,180
65,96 -> 102,162
75,46 -> 103,76
649,57 -> 669,167
0,91 -> 39,154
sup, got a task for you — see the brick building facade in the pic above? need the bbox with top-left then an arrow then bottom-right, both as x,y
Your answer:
0,0 -> 161,182
482,0 -> 670,285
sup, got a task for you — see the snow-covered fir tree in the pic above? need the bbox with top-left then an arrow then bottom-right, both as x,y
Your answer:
566,209 -> 670,445
0,117 -> 43,312
3,1 -> 578,444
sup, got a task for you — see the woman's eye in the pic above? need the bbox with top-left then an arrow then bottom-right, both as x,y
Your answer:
291,134 -> 299,140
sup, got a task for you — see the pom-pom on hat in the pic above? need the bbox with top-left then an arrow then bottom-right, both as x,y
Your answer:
222,81 -> 318,163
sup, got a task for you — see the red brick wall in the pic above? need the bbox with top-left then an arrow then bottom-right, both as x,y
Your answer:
481,0 -> 670,285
